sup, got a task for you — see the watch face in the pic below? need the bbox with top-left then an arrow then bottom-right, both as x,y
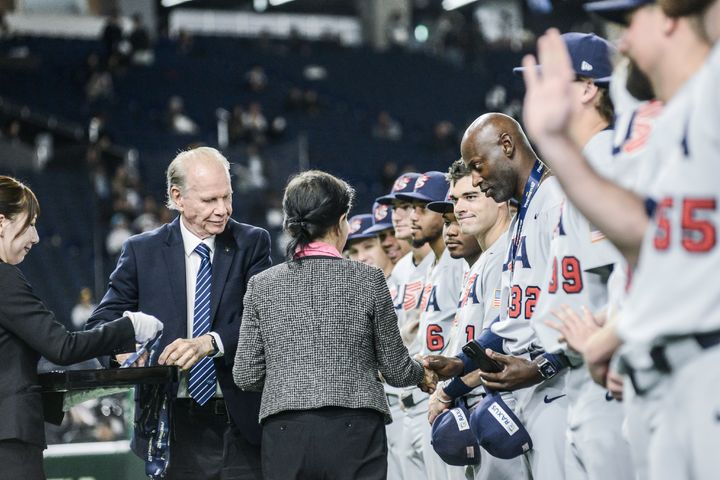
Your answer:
538,360 -> 557,379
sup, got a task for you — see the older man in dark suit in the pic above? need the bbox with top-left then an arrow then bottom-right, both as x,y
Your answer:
87,147 -> 271,479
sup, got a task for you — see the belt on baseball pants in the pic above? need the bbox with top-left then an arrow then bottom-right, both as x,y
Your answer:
621,329 -> 720,396
386,392 -> 400,407
399,390 -> 428,410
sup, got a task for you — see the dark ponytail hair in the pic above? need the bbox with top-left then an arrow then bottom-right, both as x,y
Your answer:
0,175 -> 40,237
282,170 -> 355,260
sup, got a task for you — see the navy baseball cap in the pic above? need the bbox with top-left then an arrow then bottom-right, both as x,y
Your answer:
376,172 -> 421,205
469,392 -> 533,459
395,171 -> 449,204
346,214 -> 376,242
585,0 -> 655,25
513,32 -> 616,86
431,404 -> 481,466
364,202 -> 394,235
427,187 -> 454,214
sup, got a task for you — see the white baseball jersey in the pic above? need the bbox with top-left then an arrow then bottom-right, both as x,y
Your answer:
533,130 -> 622,356
417,248 -> 465,356
446,235 -> 506,356
492,176 -> 565,355
605,100 -> 665,322
396,251 -> 435,358
388,252 -> 413,329
618,65 -> 720,345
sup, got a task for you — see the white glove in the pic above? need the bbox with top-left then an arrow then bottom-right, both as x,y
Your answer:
124,311 -> 164,343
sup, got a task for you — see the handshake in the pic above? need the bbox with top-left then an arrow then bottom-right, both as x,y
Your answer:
416,355 -> 465,394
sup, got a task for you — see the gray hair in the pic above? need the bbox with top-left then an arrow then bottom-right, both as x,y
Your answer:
165,147 -> 231,210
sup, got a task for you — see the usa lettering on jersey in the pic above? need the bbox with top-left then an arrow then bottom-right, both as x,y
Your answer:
403,279 -> 424,311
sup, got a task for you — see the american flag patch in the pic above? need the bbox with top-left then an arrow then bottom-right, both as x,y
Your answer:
590,224 -> 606,243
492,289 -> 502,308
403,280 -> 423,310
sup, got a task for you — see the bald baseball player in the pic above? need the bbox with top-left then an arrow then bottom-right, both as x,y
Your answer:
427,160 -> 524,480
394,171 -> 466,480
424,113 -> 570,480
520,3 -> 714,478
518,32 -> 635,480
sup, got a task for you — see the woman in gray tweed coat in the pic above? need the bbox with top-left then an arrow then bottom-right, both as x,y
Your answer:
233,170 -> 436,480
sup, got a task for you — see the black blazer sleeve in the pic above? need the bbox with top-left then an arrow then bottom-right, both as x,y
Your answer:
0,263 -> 136,365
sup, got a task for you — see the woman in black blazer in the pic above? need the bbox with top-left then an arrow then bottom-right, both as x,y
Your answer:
234,170 -> 437,480
0,176 -> 163,479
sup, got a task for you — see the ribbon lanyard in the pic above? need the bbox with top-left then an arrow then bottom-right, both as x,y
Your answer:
120,338 -> 153,368
135,335 -> 172,479
508,160 -> 546,272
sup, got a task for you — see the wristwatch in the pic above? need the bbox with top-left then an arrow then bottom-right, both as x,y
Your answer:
207,334 -> 219,356
536,356 -> 558,380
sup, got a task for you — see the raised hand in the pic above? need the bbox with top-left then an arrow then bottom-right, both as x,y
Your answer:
521,28 -> 575,144
422,355 -> 464,380
545,304 -> 603,355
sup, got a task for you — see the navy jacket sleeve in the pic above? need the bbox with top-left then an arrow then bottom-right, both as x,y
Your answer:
216,228 -> 272,366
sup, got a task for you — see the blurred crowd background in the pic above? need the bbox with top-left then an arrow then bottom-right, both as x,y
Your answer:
0,0 -> 609,446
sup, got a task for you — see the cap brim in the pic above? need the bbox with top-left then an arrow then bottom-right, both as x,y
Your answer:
513,66 -> 612,86
345,233 -> 377,247
427,201 -> 454,214
375,194 -> 396,205
363,222 -> 393,235
395,192 -> 434,203
584,0 -> 651,24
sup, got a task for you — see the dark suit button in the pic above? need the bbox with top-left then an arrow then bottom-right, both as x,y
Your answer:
280,425 -> 287,431
346,422 -> 352,428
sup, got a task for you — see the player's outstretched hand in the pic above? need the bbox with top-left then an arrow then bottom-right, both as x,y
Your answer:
419,367 -> 438,395
428,387 -> 453,425
545,304 -> 603,355
477,349 -> 542,391
521,28 -> 575,144
422,355 -> 464,380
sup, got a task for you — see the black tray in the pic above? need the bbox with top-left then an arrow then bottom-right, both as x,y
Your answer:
39,366 -> 177,392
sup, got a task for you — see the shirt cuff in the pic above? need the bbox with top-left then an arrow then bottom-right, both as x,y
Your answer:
208,332 -> 225,358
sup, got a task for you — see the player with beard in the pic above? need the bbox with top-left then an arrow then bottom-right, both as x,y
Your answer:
395,171 -> 466,480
